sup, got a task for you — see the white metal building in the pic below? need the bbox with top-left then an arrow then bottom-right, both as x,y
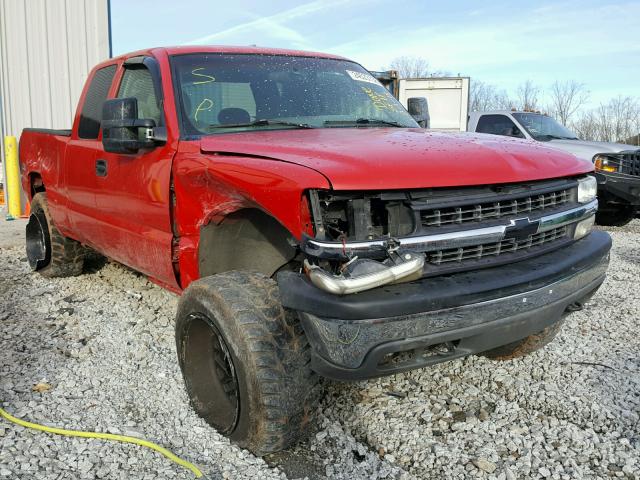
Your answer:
0,0 -> 111,187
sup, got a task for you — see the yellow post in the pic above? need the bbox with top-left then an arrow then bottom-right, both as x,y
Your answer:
4,136 -> 21,218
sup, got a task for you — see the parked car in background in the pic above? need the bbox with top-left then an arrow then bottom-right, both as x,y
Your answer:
468,111 -> 640,226
20,46 -> 610,455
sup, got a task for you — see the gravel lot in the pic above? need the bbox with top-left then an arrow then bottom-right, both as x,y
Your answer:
1,217 -> 638,479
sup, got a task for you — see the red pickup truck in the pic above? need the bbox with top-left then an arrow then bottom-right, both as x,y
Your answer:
20,46 -> 611,455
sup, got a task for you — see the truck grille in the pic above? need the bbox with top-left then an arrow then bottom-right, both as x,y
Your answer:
310,177 -> 581,276
620,150 -> 640,176
426,226 -> 568,265
420,189 -> 571,227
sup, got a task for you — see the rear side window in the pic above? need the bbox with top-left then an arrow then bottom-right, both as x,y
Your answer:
476,114 -> 524,138
78,65 -> 117,139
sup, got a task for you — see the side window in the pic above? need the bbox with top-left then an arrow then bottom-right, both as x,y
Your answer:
476,115 -> 524,138
117,66 -> 162,125
78,65 -> 117,139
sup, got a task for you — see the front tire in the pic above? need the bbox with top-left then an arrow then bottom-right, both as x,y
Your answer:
26,193 -> 85,277
175,271 -> 321,455
481,320 -> 564,360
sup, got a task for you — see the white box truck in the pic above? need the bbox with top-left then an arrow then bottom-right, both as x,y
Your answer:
371,71 -> 470,132
398,77 -> 470,132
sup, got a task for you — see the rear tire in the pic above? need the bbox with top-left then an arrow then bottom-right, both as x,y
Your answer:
26,193 -> 85,277
175,271 -> 321,455
595,206 -> 636,227
481,320 -> 564,360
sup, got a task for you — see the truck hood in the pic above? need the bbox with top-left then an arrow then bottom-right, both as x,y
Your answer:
200,128 -> 593,190
546,138 -> 639,162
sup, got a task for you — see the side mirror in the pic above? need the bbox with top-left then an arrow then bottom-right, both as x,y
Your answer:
407,97 -> 430,128
102,97 -> 156,154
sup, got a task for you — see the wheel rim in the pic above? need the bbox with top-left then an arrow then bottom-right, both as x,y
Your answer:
181,313 -> 240,434
25,211 -> 50,270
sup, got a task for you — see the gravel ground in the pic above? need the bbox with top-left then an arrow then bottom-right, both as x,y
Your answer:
0,217 -> 638,479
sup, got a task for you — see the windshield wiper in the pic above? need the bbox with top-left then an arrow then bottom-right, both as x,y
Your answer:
324,118 -> 404,127
208,119 -> 315,130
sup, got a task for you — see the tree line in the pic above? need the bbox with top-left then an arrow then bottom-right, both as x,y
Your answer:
387,56 -> 640,145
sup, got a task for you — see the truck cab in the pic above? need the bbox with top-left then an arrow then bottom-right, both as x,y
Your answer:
468,110 -> 640,226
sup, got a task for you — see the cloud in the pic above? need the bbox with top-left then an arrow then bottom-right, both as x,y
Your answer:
329,1 -> 640,72
183,0 -> 355,47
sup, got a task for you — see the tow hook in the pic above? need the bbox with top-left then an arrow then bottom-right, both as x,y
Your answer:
303,250 -> 425,295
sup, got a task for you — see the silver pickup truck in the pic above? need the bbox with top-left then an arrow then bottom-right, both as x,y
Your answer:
468,111 -> 640,226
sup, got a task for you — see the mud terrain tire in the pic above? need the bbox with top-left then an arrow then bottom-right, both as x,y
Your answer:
175,271 -> 321,455
26,193 -> 85,277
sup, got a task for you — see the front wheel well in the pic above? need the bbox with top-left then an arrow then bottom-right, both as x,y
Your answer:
198,208 -> 298,278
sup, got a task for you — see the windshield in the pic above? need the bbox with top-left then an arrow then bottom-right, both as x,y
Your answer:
170,54 -> 418,136
512,113 -> 579,141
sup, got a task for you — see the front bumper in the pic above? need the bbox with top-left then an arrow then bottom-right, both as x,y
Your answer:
278,231 -> 611,380
596,171 -> 640,206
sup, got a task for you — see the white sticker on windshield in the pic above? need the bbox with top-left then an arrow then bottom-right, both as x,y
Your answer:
346,70 -> 379,85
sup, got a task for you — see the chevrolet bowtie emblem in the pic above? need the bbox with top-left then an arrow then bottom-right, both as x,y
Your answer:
504,217 -> 540,241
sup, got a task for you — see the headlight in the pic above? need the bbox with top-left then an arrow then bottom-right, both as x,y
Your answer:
593,154 -> 620,173
574,215 -> 595,240
577,175 -> 597,203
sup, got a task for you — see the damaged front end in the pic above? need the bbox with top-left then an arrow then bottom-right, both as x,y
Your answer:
301,189 -> 427,295
278,178 -> 609,379
300,178 -> 599,295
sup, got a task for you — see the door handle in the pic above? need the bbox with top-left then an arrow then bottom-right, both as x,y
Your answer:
96,159 -> 107,177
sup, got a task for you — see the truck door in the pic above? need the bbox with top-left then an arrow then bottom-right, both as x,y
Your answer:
65,64 -> 117,241
92,57 -> 178,288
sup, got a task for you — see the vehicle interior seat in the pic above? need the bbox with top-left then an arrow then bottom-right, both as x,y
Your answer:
218,108 -> 250,125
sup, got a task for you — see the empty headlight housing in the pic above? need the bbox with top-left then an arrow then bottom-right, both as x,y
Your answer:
574,215 -> 595,240
577,175 -> 597,203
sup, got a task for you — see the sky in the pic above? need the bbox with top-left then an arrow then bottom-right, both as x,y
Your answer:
110,0 -> 640,107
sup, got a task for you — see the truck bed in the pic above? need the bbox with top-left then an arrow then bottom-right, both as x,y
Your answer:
19,128 -> 71,208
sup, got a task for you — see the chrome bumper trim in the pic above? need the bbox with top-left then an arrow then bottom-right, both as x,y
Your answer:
537,199 -> 598,231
